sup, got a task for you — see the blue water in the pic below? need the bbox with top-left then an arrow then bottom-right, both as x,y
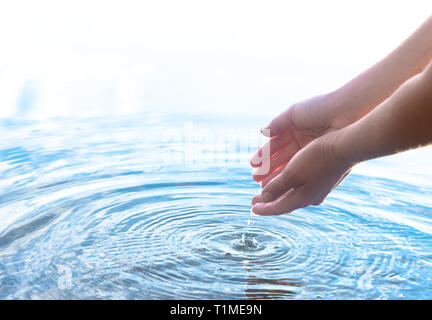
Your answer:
1,114 -> 432,299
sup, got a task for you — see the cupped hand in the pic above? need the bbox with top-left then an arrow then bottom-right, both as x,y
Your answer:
251,131 -> 353,215
250,93 -> 355,184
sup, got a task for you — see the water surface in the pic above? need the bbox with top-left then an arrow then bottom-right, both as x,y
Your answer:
1,114 -> 432,299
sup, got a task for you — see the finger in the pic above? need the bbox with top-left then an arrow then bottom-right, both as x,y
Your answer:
250,129 -> 295,167
252,141 -> 298,182
261,105 -> 296,138
261,166 -> 301,203
251,194 -> 263,205
252,187 -> 308,216
260,165 -> 285,188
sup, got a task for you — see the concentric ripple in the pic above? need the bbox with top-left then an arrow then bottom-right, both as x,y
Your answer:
1,115 -> 432,299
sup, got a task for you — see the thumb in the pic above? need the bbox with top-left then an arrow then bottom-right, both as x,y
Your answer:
261,104 -> 296,137
252,187 -> 308,216
261,166 -> 301,203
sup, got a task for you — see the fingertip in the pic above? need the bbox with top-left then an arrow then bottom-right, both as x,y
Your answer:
251,209 -> 261,216
260,126 -> 272,138
252,194 -> 263,205
250,161 -> 261,168
251,203 -> 266,215
250,153 -> 262,167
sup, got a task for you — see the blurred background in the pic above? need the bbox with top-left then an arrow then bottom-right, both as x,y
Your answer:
1,0 -> 431,119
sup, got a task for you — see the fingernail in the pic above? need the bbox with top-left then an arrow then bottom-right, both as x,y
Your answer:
250,155 -> 261,166
260,127 -> 271,138
262,191 -> 272,202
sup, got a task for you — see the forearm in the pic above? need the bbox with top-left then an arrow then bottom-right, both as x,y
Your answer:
336,60 -> 432,165
331,15 -> 432,122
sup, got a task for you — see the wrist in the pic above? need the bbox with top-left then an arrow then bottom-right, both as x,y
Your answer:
326,88 -> 364,129
330,124 -> 363,168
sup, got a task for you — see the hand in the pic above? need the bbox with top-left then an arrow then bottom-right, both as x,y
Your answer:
250,92 -> 357,185
251,131 -> 353,215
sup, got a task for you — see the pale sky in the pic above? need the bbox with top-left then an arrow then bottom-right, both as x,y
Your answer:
0,0 -> 431,118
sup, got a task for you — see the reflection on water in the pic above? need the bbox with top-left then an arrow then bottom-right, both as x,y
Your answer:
0,114 -> 432,299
